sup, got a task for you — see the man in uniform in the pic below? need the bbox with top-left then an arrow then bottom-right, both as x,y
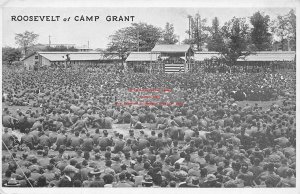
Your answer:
82,133 -> 94,152
69,131 -> 83,149
99,130 -> 111,151
21,128 -> 35,149
2,128 -> 14,150
72,117 -> 88,132
38,130 -> 51,148
57,165 -> 78,187
113,134 -> 125,153
92,128 -> 101,146
55,130 -> 67,150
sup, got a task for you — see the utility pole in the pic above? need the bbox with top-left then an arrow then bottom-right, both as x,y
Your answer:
199,14 -> 202,51
48,35 -> 51,46
196,13 -> 202,51
137,30 -> 139,52
188,16 -> 191,41
88,41 -> 89,49
196,15 -> 199,50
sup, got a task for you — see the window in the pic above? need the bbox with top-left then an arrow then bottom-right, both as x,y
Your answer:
35,55 -> 38,60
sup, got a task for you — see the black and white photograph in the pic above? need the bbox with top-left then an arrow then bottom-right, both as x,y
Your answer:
1,1 -> 298,193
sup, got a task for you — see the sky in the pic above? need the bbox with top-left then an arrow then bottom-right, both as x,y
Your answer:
2,7 -> 294,49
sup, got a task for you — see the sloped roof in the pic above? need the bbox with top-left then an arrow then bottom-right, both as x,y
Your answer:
21,52 -> 37,61
194,52 -> 223,61
126,52 -> 159,62
38,52 -> 120,61
151,44 -> 191,53
194,51 -> 296,62
237,51 -> 296,61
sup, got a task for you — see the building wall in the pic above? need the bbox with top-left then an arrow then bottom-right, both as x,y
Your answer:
23,54 -> 37,70
71,61 -> 110,68
25,55 -> 121,70
40,56 -> 51,67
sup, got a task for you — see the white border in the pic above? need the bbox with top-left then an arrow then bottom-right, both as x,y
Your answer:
0,0 -> 298,8
0,0 -> 299,194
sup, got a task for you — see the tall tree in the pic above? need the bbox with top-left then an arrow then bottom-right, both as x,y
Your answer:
15,31 -> 39,56
288,9 -> 296,49
250,12 -> 272,51
271,9 -> 296,51
2,47 -> 22,66
107,22 -> 162,62
207,17 -> 225,52
158,22 -> 178,44
221,17 -> 251,65
107,28 -> 132,63
183,13 -> 209,51
129,23 -> 162,51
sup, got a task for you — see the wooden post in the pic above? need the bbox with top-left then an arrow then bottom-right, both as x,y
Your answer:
188,49 -> 191,72
184,51 -> 187,73
150,52 -> 152,74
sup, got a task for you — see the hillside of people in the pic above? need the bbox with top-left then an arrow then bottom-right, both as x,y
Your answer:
2,64 -> 296,188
